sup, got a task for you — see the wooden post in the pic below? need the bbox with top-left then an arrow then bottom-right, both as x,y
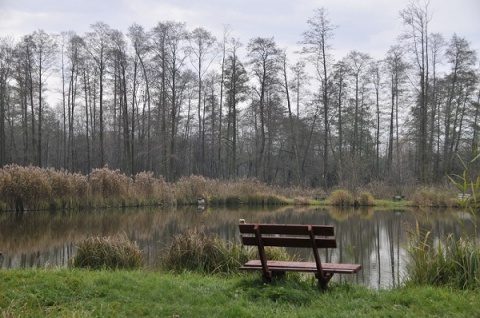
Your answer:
308,225 -> 331,290
253,224 -> 271,281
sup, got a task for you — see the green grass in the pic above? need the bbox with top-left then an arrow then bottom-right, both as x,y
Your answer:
1,269 -> 479,317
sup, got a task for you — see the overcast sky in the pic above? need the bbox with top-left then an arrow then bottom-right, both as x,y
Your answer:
0,0 -> 479,61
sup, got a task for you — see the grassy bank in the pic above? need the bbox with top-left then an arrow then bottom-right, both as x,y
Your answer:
1,269 -> 479,317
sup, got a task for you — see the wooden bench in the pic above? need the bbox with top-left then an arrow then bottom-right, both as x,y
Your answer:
238,222 -> 362,290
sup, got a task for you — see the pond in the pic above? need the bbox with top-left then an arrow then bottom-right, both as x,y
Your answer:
0,206 -> 478,289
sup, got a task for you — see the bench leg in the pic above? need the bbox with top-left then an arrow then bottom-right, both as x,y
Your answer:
261,271 -> 285,283
262,271 -> 273,282
271,271 -> 286,278
316,272 -> 334,290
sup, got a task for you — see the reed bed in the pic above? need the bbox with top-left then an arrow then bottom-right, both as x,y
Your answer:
0,164 -> 467,212
72,233 -> 145,270
0,165 -> 175,211
0,166 -> 295,211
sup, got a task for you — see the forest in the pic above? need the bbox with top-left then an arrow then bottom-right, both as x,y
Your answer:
0,2 -> 479,190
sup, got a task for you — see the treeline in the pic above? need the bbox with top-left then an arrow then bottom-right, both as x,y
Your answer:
0,2 -> 479,189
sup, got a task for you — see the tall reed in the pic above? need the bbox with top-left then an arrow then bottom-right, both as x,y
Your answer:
0,165 -> 51,211
328,189 -> 355,206
162,226 -> 254,274
72,233 -> 145,270
406,168 -> 480,289
162,225 -> 296,274
405,221 -> 480,289
410,187 -> 456,207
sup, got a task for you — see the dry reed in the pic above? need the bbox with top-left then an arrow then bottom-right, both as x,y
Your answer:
328,189 -> 355,206
72,233 -> 145,270
162,226 -> 254,274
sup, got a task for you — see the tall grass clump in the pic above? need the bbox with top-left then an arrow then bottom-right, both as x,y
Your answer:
174,175 -> 211,205
357,192 -> 374,206
47,168 -> 88,209
328,189 -> 355,206
162,226 -> 294,274
162,227 -> 253,274
406,222 -> 480,289
0,165 -> 51,211
88,167 -> 131,203
411,187 -> 455,207
72,233 -> 145,270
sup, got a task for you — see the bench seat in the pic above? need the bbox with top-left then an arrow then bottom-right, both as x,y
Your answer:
240,260 -> 361,274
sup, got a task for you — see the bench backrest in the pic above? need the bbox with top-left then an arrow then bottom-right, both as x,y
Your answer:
239,223 -> 337,249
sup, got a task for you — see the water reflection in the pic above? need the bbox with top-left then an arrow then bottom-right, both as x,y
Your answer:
0,206 -> 477,289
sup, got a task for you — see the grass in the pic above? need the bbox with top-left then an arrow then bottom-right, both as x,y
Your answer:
403,167 -> 480,289
162,227 -> 253,274
72,233 -> 145,270
162,226 -> 293,274
0,269 -> 479,317
405,202 -> 480,289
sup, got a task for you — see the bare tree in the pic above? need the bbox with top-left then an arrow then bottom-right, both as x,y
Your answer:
428,33 -> 445,176
0,37 -> 14,166
400,0 -> 432,183
247,37 -> 280,181
300,7 -> 337,189
152,21 -> 189,180
369,59 -> 383,177
443,34 -> 478,173
385,45 -> 408,177
128,23 -> 153,171
85,22 -> 111,168
225,37 -> 248,178
188,27 -> 217,172
279,49 -> 301,184
344,51 -> 372,158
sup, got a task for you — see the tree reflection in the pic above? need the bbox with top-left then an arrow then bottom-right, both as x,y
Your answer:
0,206 -> 477,289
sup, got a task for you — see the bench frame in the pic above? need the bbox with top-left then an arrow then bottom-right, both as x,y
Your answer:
238,223 -> 361,290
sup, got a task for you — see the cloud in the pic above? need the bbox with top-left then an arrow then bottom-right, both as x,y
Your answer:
0,0 -> 478,61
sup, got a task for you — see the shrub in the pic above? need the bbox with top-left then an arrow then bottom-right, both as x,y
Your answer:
72,233 -> 145,270
328,189 -> 355,206
357,192 -> 374,206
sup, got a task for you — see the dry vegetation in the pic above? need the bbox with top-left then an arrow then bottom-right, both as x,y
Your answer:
0,164 -> 466,212
72,233 -> 145,270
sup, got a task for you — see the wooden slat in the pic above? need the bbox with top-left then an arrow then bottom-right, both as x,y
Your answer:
239,223 -> 334,236
240,260 -> 362,274
241,235 -> 337,248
